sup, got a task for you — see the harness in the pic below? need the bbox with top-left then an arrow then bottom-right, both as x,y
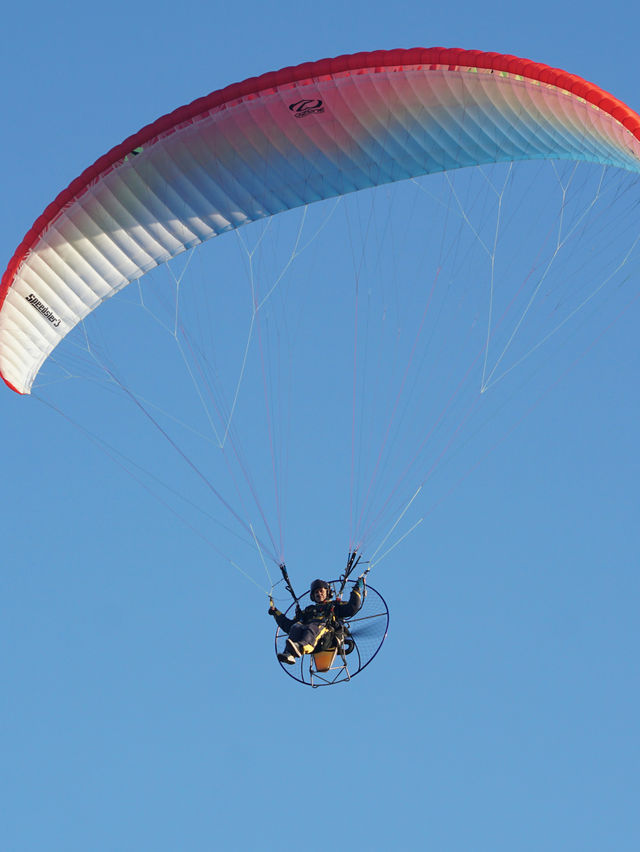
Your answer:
316,550 -> 368,653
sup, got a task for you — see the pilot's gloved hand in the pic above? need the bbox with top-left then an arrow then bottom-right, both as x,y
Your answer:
354,576 -> 365,593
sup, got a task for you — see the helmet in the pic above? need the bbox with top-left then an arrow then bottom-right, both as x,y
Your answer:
310,579 -> 332,601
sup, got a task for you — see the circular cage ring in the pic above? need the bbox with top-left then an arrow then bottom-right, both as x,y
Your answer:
274,579 -> 389,687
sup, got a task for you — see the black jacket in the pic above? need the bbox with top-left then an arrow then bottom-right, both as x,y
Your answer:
273,585 -> 363,633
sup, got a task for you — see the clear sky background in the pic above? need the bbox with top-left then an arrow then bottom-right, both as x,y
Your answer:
2,2 -> 639,850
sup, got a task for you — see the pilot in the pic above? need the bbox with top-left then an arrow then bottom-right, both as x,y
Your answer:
269,577 -> 364,664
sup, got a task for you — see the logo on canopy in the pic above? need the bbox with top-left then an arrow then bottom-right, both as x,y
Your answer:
25,293 -> 61,328
289,99 -> 324,118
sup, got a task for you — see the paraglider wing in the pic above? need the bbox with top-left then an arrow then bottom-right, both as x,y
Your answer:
3,47 -> 640,395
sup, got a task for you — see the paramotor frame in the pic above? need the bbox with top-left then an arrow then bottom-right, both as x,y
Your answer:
274,579 -> 389,687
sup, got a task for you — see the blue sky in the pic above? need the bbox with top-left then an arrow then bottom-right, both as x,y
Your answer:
2,2 -> 640,850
